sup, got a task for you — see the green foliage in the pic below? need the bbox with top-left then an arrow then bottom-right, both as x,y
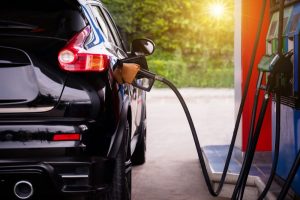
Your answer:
102,0 -> 234,88
148,49 -> 233,88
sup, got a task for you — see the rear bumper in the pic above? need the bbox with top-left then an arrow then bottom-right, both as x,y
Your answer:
0,157 -> 114,199
0,121 -> 90,149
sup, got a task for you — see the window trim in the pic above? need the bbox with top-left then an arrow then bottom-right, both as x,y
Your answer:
88,3 -> 127,52
89,5 -> 115,45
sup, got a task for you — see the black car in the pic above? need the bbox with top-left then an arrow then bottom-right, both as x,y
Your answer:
0,0 -> 153,199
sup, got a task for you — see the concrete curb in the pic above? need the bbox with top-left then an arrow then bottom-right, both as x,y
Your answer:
202,149 -> 277,200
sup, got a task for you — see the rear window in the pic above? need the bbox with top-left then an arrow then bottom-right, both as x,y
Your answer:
0,0 -> 87,39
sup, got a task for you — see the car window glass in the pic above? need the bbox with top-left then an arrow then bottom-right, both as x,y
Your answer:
91,6 -> 115,45
101,8 -> 123,48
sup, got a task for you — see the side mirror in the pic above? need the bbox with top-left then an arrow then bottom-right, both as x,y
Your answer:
131,39 -> 155,56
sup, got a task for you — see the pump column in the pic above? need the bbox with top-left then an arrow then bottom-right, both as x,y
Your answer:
234,0 -> 272,152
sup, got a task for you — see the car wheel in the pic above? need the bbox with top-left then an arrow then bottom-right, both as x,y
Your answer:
131,111 -> 146,166
108,121 -> 131,200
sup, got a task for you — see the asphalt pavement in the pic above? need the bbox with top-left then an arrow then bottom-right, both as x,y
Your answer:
132,88 -> 234,200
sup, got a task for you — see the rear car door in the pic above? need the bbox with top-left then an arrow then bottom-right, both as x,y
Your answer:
100,5 -> 144,140
88,3 -> 141,137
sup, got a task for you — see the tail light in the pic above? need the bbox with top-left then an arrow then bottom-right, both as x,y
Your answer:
52,133 -> 81,141
58,26 -> 109,72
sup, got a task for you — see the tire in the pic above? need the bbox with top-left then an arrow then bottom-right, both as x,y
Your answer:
131,111 -> 146,166
109,121 -> 131,200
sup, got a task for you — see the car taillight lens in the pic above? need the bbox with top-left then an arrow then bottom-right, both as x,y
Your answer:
52,133 -> 81,141
58,26 -> 109,72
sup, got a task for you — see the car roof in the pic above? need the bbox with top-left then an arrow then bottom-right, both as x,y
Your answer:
2,0 -> 80,11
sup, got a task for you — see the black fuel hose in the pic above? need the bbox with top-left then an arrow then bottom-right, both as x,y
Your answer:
234,73 -> 280,200
154,69 -> 283,200
153,73 -> 266,197
154,68 -> 273,200
236,91 -> 281,200
248,73 -> 264,145
154,75 -> 218,195
237,72 -> 263,200
152,69 -> 278,200
277,148 -> 300,199
232,80 -> 273,200
257,93 -> 281,200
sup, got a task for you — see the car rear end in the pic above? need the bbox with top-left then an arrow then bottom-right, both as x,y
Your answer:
0,0 -> 116,199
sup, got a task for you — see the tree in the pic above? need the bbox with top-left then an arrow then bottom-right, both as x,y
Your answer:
103,0 -> 234,87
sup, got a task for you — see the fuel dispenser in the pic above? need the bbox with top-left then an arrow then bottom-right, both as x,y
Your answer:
272,2 -> 300,196
258,0 -> 300,197
259,3 -> 292,70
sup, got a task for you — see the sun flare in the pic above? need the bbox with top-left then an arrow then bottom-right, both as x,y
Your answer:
209,3 -> 225,19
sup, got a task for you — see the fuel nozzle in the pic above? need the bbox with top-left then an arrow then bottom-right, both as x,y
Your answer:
113,63 -> 141,84
270,50 -> 293,73
266,51 -> 293,95
113,56 -> 157,92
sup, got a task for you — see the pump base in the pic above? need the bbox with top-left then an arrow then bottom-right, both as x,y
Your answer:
202,145 -> 295,200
